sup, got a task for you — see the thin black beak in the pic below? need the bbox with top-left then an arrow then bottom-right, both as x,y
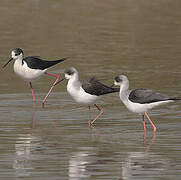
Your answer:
54,77 -> 65,86
2,58 -> 13,68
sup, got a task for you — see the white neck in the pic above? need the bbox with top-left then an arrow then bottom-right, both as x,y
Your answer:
67,73 -> 81,91
14,55 -> 23,64
119,80 -> 129,102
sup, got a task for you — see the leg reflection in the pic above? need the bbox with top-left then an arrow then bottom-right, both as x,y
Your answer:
145,132 -> 156,152
31,108 -> 36,129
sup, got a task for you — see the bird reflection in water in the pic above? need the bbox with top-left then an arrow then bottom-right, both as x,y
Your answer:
68,147 -> 95,179
121,134 -> 170,180
13,133 -> 42,177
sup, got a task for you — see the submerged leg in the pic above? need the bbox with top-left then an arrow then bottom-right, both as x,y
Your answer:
142,114 -> 146,141
145,132 -> 156,152
29,82 -> 36,106
42,72 -> 60,107
142,114 -> 146,133
144,112 -> 157,132
91,104 -> 104,125
88,106 -> 91,127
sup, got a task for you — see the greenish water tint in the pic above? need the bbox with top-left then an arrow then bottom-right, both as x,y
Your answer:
0,0 -> 181,179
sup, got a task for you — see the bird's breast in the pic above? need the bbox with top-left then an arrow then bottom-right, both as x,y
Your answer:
14,60 -> 46,82
67,81 -> 98,104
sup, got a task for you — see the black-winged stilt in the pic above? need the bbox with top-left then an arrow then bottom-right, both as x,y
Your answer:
113,75 -> 180,133
61,67 -> 119,126
3,48 -> 67,107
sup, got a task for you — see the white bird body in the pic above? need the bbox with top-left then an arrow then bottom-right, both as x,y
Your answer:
66,73 -> 99,105
14,58 -> 46,82
116,76 -> 174,115
119,90 -> 173,114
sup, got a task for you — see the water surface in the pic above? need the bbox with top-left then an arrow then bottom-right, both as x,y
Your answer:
0,0 -> 181,179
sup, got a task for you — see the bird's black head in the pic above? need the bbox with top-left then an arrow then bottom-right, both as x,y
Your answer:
3,48 -> 24,68
12,48 -> 24,57
114,75 -> 123,83
64,68 -> 75,75
64,67 -> 78,80
114,75 -> 128,86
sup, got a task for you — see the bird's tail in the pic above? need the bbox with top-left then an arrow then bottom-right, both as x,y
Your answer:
171,97 -> 181,101
104,87 -> 120,94
43,57 -> 68,69
52,57 -> 68,64
110,87 -> 120,93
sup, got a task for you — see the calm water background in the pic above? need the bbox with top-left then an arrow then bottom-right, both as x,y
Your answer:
0,0 -> 181,179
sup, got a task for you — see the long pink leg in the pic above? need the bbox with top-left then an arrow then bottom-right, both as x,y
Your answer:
91,104 -> 104,125
142,114 -> 146,132
142,114 -> 146,141
42,72 -> 60,107
29,82 -> 36,106
144,112 -> 157,132
88,106 -> 91,127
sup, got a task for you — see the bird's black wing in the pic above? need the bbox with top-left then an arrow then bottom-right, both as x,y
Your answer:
23,56 -> 67,70
128,88 -> 175,104
81,77 -> 119,96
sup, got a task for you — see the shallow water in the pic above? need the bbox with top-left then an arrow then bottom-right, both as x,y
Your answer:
0,0 -> 181,179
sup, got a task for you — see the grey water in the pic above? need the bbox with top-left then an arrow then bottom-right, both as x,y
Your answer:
0,0 -> 181,179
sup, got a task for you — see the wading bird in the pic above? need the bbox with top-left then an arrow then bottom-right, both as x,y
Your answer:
113,75 -> 180,133
59,67 -> 119,126
3,48 -> 67,107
